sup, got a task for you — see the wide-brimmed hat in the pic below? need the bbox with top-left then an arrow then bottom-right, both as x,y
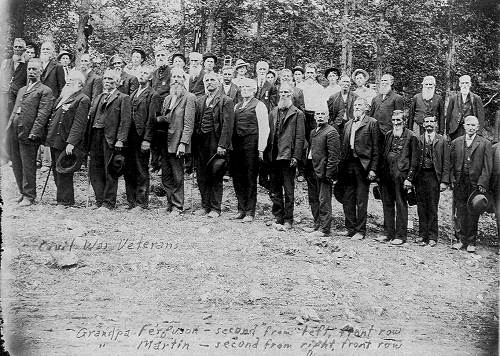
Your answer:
171,53 -> 186,64
203,52 -> 217,63
131,47 -> 147,62
324,67 -> 340,79
56,148 -> 86,174
109,54 -> 126,67
333,181 -> 345,204
107,152 -> 125,178
467,189 -> 491,215
352,68 -> 369,81
207,153 -> 228,180
292,66 -> 305,74
57,50 -> 73,63
234,59 -> 249,69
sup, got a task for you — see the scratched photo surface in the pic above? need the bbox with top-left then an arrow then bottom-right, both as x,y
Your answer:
1,1 -> 499,356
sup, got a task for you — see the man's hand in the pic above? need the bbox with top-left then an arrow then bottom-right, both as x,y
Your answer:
259,151 -> 264,161
368,170 -> 376,181
290,158 -> 297,167
141,141 -> 150,152
478,185 -> 487,194
439,183 -> 448,192
403,179 -> 412,190
65,143 -> 74,155
217,146 -> 226,156
115,140 -> 123,152
176,143 -> 186,157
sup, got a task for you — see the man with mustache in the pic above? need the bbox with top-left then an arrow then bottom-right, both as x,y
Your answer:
219,65 -> 242,104
338,97 -> 379,240
1,38 -> 28,118
446,75 -> 485,141
156,67 -> 195,216
327,74 -> 358,136
110,54 -> 139,96
7,58 -> 53,206
407,76 -> 445,135
376,110 -> 418,245
188,52 -> 205,97
264,82 -> 305,230
369,74 -> 404,136
413,116 -> 450,247
192,72 -> 234,218
87,68 -> 132,211
45,70 -> 90,206
79,53 -> 103,102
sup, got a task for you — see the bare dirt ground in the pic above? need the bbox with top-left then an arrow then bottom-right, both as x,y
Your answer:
1,164 -> 498,356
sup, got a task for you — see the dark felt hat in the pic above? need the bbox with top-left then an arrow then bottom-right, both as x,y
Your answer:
56,148 -> 86,174
207,153 -> 228,180
292,66 -> 305,74
203,52 -> 217,63
467,189 -> 491,215
132,47 -> 147,62
324,67 -> 340,79
333,181 -> 345,204
171,52 -> 186,64
107,152 -> 125,178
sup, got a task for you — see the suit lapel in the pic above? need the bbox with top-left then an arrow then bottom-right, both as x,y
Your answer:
470,136 -> 480,154
105,90 -> 119,108
42,60 -> 55,81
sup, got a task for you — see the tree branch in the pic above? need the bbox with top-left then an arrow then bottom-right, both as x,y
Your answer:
484,93 -> 498,107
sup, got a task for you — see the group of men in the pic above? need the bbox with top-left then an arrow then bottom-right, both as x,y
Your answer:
2,37 -> 498,253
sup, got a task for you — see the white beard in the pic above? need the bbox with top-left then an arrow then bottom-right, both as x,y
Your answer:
278,98 -> 293,110
189,66 -> 202,79
379,85 -> 391,95
170,83 -> 184,96
393,127 -> 404,137
421,88 -> 435,100
40,54 -> 51,63
59,84 -> 79,102
460,88 -> 470,96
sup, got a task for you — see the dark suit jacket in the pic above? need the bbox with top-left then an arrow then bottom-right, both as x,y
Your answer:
446,91 -> 485,135
415,133 -> 450,184
328,91 -> 358,130
308,124 -> 340,180
41,59 -> 66,99
7,81 -> 54,142
369,90 -> 404,134
151,66 -> 171,99
1,58 -> 27,102
158,88 -> 196,154
189,70 -> 205,97
340,115 -> 379,173
81,70 -> 103,102
219,83 -> 242,104
117,72 -> 139,96
407,93 -> 445,133
46,90 -> 90,150
264,105 -> 305,162
292,86 -> 305,112
255,80 -> 278,112
380,128 -> 419,182
491,142 -> 500,203
130,86 -> 160,143
450,134 -> 492,188
88,90 -> 132,149
193,92 -> 235,151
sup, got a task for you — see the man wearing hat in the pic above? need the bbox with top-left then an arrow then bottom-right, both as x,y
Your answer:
369,74 -> 404,136
124,47 -> 146,78
327,74 -> 358,135
124,66 -> 160,210
156,66 -> 196,215
338,97 -> 379,240
450,115 -> 492,252
220,65 -> 242,104
110,54 -> 139,96
324,67 -> 341,99
87,68 -> 132,211
407,76 -> 445,135
352,69 -> 376,110
192,72 -> 234,217
79,53 -> 103,102
57,50 -> 73,80
188,52 -> 205,97
376,110 -> 418,245
413,116 -> 450,247
255,60 -> 278,112
203,52 -> 217,75
46,70 -> 90,206
232,59 -> 249,88
264,82 -> 305,230
7,58 -> 53,206
293,66 -> 305,87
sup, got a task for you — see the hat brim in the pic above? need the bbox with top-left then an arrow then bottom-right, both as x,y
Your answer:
171,53 -> 186,63
352,69 -> 369,81
467,189 -> 490,215
333,181 -> 345,204
203,55 -> 217,63
207,153 -> 228,178
132,49 -> 147,61
107,153 -> 125,178
324,68 -> 340,79
57,52 -> 73,62
235,62 -> 249,69
292,67 -> 305,74
56,149 -> 85,174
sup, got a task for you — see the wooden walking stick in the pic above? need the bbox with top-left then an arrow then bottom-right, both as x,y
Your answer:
40,164 -> 53,201
85,156 -> 91,208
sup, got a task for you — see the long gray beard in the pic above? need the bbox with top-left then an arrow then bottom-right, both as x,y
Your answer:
393,127 -> 404,137
278,98 -> 293,110
189,66 -> 201,79
59,85 -> 79,102
379,85 -> 391,95
170,83 -> 184,96
422,88 -> 435,100
40,54 -> 51,63
460,88 -> 470,96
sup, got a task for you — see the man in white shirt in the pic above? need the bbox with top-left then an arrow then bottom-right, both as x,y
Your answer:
299,64 -> 327,144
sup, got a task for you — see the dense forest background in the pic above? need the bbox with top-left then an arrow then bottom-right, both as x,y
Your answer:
2,0 -> 499,125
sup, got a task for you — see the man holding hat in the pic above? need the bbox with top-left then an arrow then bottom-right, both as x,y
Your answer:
232,59 -> 249,88
324,67 -> 341,99
352,69 -> 376,110
450,115 -> 492,252
46,70 -> 90,206
110,54 -> 139,96
188,52 -> 205,97
87,68 -> 132,211
192,71 -> 234,217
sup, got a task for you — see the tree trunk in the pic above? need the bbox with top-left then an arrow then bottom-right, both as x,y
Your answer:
340,0 -> 351,74
444,11 -> 455,107
75,0 -> 91,65
374,10 -> 386,84
205,10 -> 216,52
9,0 -> 25,39
285,19 -> 294,69
179,0 -> 186,53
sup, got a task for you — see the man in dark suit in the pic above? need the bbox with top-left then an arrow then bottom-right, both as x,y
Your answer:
124,66 -> 160,210
492,141 -> 500,239
110,54 -> 139,96
1,38 -> 28,117
407,76 -> 445,134
80,53 -> 102,102
279,69 -> 304,112
87,69 -> 132,211
369,74 -> 404,136
45,70 -> 90,206
254,61 -> 278,112
376,110 -> 419,245
339,97 -> 379,240
414,116 -> 450,246
192,72 -> 234,217
188,52 -> 205,97
7,58 -> 53,206
40,41 -> 66,100
264,82 -> 305,230
156,67 -> 196,215
327,74 -> 358,135
450,115 -> 492,253
220,66 -> 242,104
446,75 -> 485,141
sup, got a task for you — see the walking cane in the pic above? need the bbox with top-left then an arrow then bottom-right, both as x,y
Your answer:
40,163 -> 53,201
190,171 -> 194,211
85,156 -> 91,208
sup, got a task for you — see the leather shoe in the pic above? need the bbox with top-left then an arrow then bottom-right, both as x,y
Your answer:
18,198 -> 34,207
95,206 -> 111,213
351,233 -> 364,240
466,245 -> 476,253
193,208 -> 209,216
231,212 -> 246,220
418,241 -> 427,246
452,242 -> 463,250
428,240 -> 437,247
10,195 -> 24,203
207,211 -> 220,218
283,222 -> 292,230
339,230 -> 355,238
390,238 -> 404,245
241,215 -> 254,223
415,237 -> 424,243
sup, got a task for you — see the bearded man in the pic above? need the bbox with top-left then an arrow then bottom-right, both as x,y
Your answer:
110,54 -> 139,96
446,75 -> 485,141
1,38 -> 28,117
80,53 -> 103,102
369,74 -> 404,136
407,76 -> 445,135
279,69 -> 304,111
45,70 -> 90,206
188,52 -> 205,97
254,61 -> 278,112
264,82 -> 305,230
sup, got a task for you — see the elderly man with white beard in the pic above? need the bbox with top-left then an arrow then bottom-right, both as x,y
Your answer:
279,69 -> 305,111
188,52 -> 205,97
369,74 -> 404,136
156,67 -> 196,216
45,70 -> 91,206
446,75 -> 485,141
264,82 -> 305,230
407,76 -> 445,135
